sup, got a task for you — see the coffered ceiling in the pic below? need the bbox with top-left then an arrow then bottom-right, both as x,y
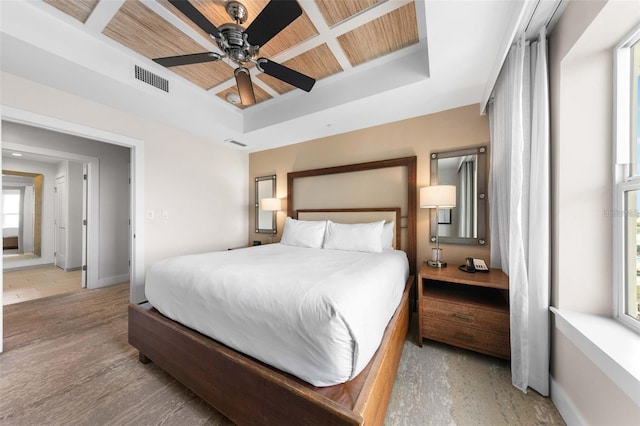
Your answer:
0,1 -> 563,152
42,0 -> 419,109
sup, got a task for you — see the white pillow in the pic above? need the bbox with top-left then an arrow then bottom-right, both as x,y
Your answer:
382,221 -> 395,249
280,217 -> 327,248
323,220 -> 385,253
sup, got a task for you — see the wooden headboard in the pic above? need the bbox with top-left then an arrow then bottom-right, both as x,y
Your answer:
287,156 -> 417,275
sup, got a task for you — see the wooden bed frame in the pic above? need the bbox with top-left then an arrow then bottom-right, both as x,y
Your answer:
128,156 -> 417,425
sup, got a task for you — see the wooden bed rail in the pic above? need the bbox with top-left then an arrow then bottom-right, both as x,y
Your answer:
128,276 -> 414,426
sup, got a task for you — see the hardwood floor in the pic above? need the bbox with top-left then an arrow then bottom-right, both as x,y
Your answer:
1,282 -> 233,425
0,282 -> 565,425
3,265 -> 82,305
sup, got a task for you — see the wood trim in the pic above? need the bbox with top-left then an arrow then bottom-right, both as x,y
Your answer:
128,276 -> 413,426
287,156 -> 417,275
353,275 -> 413,424
419,266 -> 509,290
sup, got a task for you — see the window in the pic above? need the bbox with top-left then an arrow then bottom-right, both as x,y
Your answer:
614,25 -> 640,332
2,190 -> 21,229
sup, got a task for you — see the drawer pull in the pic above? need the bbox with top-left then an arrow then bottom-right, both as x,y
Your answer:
454,332 -> 474,342
454,312 -> 475,321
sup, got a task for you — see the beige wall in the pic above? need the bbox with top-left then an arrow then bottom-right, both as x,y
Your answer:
550,0 -> 640,423
0,72 -> 249,268
553,331 -> 637,424
249,104 -> 491,268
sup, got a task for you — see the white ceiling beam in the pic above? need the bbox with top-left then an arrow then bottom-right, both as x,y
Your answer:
299,0 -> 352,72
148,0 -> 422,105
279,0 -> 414,64
85,0 -> 125,32
325,0 -> 413,38
140,0 -> 221,53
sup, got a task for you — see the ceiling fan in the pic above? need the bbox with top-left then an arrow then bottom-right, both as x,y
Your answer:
154,0 -> 316,106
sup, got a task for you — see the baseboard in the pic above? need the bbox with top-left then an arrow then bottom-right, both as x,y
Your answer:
95,273 -> 129,288
550,376 -> 586,426
65,266 -> 82,272
3,262 -> 55,272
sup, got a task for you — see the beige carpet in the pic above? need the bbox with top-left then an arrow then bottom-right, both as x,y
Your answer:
0,282 -> 564,425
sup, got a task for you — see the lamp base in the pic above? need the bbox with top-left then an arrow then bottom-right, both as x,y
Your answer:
427,260 -> 447,268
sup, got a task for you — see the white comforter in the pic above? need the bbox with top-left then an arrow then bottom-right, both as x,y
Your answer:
145,243 -> 409,387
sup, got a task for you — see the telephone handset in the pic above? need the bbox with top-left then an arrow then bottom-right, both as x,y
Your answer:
459,257 -> 489,273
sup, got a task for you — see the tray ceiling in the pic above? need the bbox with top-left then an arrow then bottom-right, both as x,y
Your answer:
43,0 -> 419,110
2,1 -> 551,152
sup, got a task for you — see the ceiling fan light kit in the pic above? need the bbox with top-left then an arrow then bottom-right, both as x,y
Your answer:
154,0 -> 316,107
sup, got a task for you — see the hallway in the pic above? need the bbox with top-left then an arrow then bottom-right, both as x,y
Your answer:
3,265 -> 82,305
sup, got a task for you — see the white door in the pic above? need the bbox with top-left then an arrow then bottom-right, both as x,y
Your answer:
54,175 -> 67,270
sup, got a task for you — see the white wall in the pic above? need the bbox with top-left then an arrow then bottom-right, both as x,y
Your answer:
0,71 -> 249,273
550,0 -> 640,423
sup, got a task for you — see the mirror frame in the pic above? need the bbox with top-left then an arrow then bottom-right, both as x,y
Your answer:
255,175 -> 277,234
430,146 -> 487,246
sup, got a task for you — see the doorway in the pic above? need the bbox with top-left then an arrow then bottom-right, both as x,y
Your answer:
2,156 -> 87,305
0,106 -> 145,353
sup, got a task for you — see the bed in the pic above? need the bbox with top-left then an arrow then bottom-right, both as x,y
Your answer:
128,156 -> 417,425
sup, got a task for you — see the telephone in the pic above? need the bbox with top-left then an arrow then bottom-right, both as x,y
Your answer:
459,257 -> 489,273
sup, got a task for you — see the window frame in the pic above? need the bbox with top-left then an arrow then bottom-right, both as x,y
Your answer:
613,24 -> 640,333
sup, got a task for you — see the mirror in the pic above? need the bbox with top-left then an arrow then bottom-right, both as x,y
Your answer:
2,170 -> 43,256
430,146 -> 487,245
255,175 -> 277,234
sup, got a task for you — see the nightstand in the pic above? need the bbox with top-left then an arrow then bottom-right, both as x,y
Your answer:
417,263 -> 510,359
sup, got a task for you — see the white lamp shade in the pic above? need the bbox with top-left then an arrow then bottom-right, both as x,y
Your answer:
420,185 -> 456,209
260,197 -> 282,211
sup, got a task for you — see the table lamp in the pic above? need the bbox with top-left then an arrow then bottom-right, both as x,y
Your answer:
260,198 -> 282,243
420,185 -> 456,267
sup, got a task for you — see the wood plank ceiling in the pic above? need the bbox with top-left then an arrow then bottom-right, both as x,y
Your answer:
41,0 -> 419,110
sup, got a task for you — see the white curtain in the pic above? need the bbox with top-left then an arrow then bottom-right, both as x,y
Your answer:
488,28 -> 550,395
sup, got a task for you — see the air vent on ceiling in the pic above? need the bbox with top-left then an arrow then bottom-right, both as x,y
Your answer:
134,65 -> 169,92
227,139 -> 247,147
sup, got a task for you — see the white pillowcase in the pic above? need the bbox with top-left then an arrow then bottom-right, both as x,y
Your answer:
382,221 -> 395,249
280,217 -> 327,248
323,220 -> 385,253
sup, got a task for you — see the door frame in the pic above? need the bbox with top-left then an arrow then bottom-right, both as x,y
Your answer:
0,107 -> 145,308
54,174 -> 66,271
4,141 -> 101,287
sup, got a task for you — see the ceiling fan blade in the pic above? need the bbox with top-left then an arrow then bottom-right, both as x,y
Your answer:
258,58 -> 315,92
168,0 -> 221,39
153,52 -> 221,67
245,0 -> 302,47
235,67 -> 256,106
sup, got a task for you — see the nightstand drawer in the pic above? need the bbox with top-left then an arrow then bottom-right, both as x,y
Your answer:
421,297 -> 509,334
421,317 -> 510,359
